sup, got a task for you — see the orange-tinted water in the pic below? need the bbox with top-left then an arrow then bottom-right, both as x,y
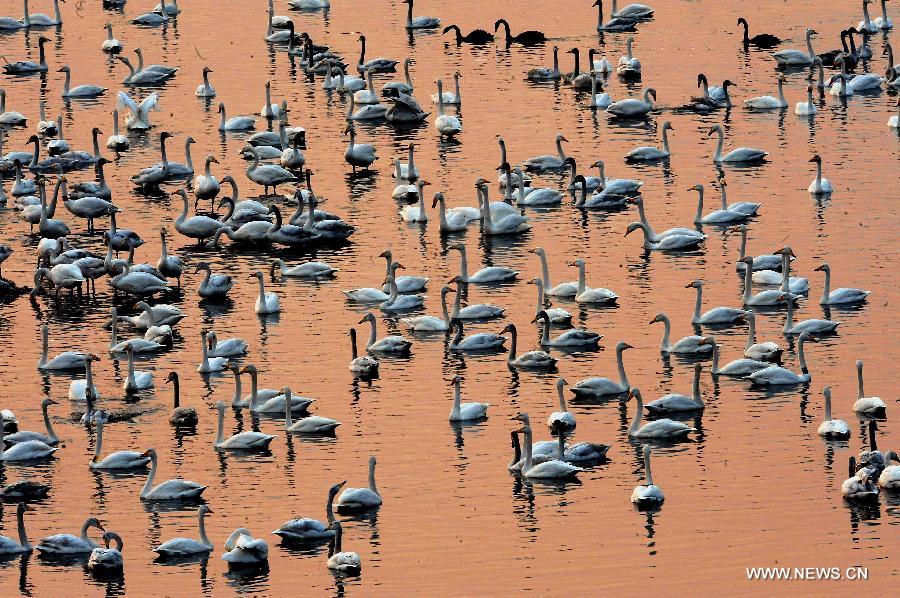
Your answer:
0,0 -> 898,595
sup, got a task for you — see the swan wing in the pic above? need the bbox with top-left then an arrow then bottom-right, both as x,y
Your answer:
117,91 -> 139,115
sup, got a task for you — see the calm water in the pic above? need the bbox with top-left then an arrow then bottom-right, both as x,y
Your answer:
0,0 -> 898,595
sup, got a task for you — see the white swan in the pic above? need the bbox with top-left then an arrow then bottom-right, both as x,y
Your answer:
447,279 -> 506,320
747,332 -> 815,385
206,331 -> 247,358
889,98 -> 899,127
343,124 -> 377,171
108,309 -> 163,354
117,91 -> 159,130
743,312 -> 782,361
708,125 -> 767,163
732,225 -> 783,271
214,401 -> 275,450
246,148 -> 297,194
448,376 -> 489,421
807,154 -> 832,194
740,258 -> 795,306
858,0 -> 879,32
503,323 -> 557,370
842,457 -> 878,499
217,103 -> 255,132
814,263 -> 869,305
58,66 -> 106,99
431,72 -> 461,105
773,28 -> 817,66
401,285 -> 453,331
524,134 -> 568,171
794,85 -> 817,116
432,192 -> 473,232
625,121 -> 672,160
451,242 -> 518,283
687,280 -> 749,325
193,65 -> 216,97
403,0 -> 439,29
853,360 -> 886,417
571,341 -> 632,397
818,387 -> 850,439
607,88 -> 656,118
123,345 -> 154,392
270,258 -> 336,279
251,270 -> 281,315
221,528 -> 268,566
86,532 -> 124,574
273,481 -> 344,544
37,323 -> 86,370
348,328 -> 380,376
570,258 -> 618,304
547,378 -> 576,430
283,389 -> 339,434
154,506 -> 213,557
402,180 -> 430,222
744,75 -> 788,109
650,312 -> 709,354
337,455 -> 382,510
631,445 -> 664,506
140,448 -> 207,500
327,521 -> 361,574
646,364 -> 705,415
534,311 -> 601,348
448,319 -> 506,351
359,312 -> 411,354
628,388 -> 695,438
0,503 -> 31,555
511,413 -> 582,479
36,518 -> 104,554
90,414 -> 151,469
705,335 -> 770,376
3,398 -> 58,447
479,182 -> 530,235
172,189 -> 223,242
516,168 -> 561,207
68,353 -> 101,403
780,294 -> 840,335
616,36 -> 642,77
379,274 -> 424,312
611,0 -> 654,19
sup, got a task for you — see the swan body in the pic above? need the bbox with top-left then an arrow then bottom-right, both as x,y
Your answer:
36,518 -> 105,555
451,243 -> 518,283
781,295 -> 840,335
0,503 -> 31,554
571,258 -> 618,304
815,263 -> 869,305
706,336 -> 771,376
534,311 -> 601,348
222,529 -> 268,565
448,319 -> 506,352
646,366 -> 704,415
631,445 -> 665,507
607,89 -> 656,118
90,416 -> 151,470
252,271 -> 281,314
745,77 -> 788,109
327,521 -> 361,574
773,29 -> 817,65
214,402 -> 275,450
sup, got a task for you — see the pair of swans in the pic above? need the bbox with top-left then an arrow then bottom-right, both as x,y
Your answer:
749,248 -> 807,293
691,184 -> 751,225
859,0 -> 892,32
570,341 -> 633,398
842,456 -> 879,499
380,274 -> 425,312
432,192 -> 478,232
434,80 -> 462,137
739,258 -> 798,306
198,331 -> 228,373
595,0 -> 638,33
478,182 -> 530,235
87,532 -> 124,573
625,221 -> 704,251
747,332 -> 815,385
273,481 -> 345,544
510,413 -> 582,479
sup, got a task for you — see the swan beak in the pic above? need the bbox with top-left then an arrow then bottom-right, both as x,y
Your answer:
140,450 -> 151,457
813,265 -> 825,272
48,399 -> 59,405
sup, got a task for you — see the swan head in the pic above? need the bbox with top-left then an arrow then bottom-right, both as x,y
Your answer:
772,246 -> 796,258
509,412 -> 530,424
214,400 -> 225,412
813,263 -> 830,273
203,66 -> 213,74
529,247 -> 545,256
358,313 -> 375,324
378,250 -> 393,260
194,261 -> 211,274
217,103 -> 225,113
501,323 -> 516,335
557,377 -> 568,388
737,17 -> 747,26
240,364 -> 257,376
698,336 -> 717,348
496,161 -> 511,173
251,270 -> 264,280
738,256 -> 755,266
649,313 -> 667,325
567,258 -> 585,268
165,371 -> 178,384
685,280 -> 702,289
449,375 -> 462,386
171,188 -> 189,201
616,341 -> 634,352
627,387 -> 642,401
41,398 -> 58,408
205,155 -> 219,165
530,310 -> 550,324
431,192 -> 445,208
329,481 -> 348,496
556,134 -> 569,143
56,65 -> 70,73
84,518 -> 105,532
449,243 -> 465,252
440,285 -> 454,295
624,222 -> 646,237
696,73 -> 708,87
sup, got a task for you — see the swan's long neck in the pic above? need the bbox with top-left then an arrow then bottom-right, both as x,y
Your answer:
806,30 -> 815,60
629,394 -> 643,434
440,291 -> 450,324
815,160 -> 823,187
405,61 -> 412,87
777,78 -> 786,104
451,288 -> 462,319
367,318 -> 377,348
249,371 -> 260,409
557,384 -> 567,412
437,197 -> 449,229
820,268 -> 831,304
215,407 -> 224,445
694,187 -> 705,224
197,509 -> 211,547
257,275 -> 266,302
507,326 -> 517,361
533,280 -> 545,314
824,390 -> 833,421
405,0 -> 413,26
742,261 -> 753,303
94,419 -> 104,458
746,316 -> 756,349
737,228 -> 748,260
127,349 -> 137,387
184,140 -> 194,171
616,346 -> 629,387
659,317 -> 671,351
200,335 -> 210,370
85,358 -> 95,397
691,367 -> 702,403
458,247 -> 468,280
779,252 -> 791,293
798,337 -> 809,374
141,454 -> 157,497
231,370 -> 242,405
368,459 -> 379,494
626,36 -> 633,59
635,201 -> 655,237
713,128 -> 724,162
450,380 -> 461,419
43,401 -> 56,441
509,432 -> 521,469
539,315 -> 550,344
171,376 -> 180,409
40,327 -> 49,366
783,294 -> 794,332
522,425 -> 533,471
692,285 -> 703,321
661,126 -> 670,153
176,193 -> 188,224
863,1 -> 872,25
202,69 -> 211,91
556,137 -> 566,161
711,341 -> 719,374
857,362 -> 865,399
437,80 -> 446,115
537,253 -> 551,289
16,507 -> 29,549
644,448 -> 654,486
576,263 -> 586,296
62,69 -> 71,95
